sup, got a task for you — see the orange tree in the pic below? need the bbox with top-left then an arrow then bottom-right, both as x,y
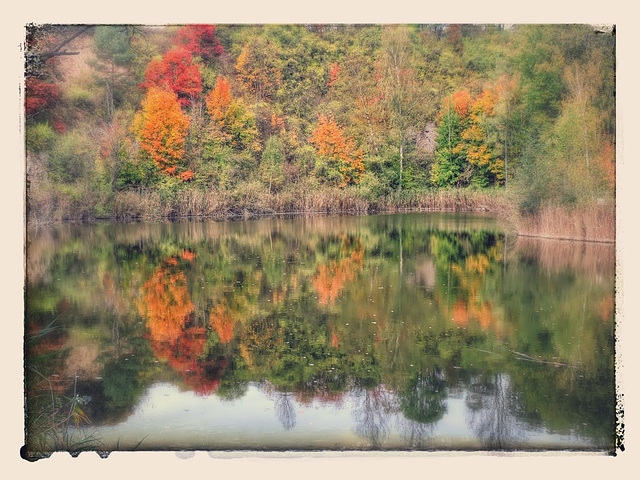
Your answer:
310,114 -> 365,188
133,86 -> 192,179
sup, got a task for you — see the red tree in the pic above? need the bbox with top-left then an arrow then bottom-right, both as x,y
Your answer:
141,47 -> 202,107
25,78 -> 59,116
174,25 -> 224,61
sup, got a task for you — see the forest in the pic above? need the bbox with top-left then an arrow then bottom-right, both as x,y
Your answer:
24,24 -> 616,240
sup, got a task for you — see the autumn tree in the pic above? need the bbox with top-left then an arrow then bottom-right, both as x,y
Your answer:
134,86 -> 192,178
142,47 -> 202,107
24,25 -> 68,130
431,89 -> 504,187
205,76 -> 259,152
458,89 -> 504,187
173,24 -> 224,61
25,78 -> 60,117
310,114 -> 365,188
235,37 -> 281,101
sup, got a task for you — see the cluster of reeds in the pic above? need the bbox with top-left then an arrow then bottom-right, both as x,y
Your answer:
106,186 -> 509,222
514,202 -> 615,243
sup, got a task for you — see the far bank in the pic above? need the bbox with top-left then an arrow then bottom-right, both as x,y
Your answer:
26,185 -> 614,244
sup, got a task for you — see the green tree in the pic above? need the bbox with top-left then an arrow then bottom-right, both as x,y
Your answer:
92,26 -> 136,119
379,26 -> 422,192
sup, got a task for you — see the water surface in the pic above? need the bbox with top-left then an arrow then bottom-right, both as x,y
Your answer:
24,213 -> 616,454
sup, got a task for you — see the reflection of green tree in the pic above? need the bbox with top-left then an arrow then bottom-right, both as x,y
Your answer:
400,369 -> 447,424
510,362 -> 615,447
102,360 -> 143,410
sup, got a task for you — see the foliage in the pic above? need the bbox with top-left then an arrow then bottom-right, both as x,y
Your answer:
431,89 -> 504,188
133,87 -> 191,178
48,129 -> 98,183
23,24 -> 615,225
142,47 -> 203,107
174,24 -> 224,61
259,135 -> 285,194
235,37 -> 281,101
92,26 -> 137,118
205,76 -> 260,153
310,114 -> 365,188
26,122 -> 57,152
25,78 -> 59,116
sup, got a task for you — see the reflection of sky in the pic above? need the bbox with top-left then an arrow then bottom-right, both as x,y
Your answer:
89,382 -> 595,451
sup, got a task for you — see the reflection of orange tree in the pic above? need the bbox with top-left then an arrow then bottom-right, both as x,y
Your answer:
139,254 -> 226,396
312,237 -> 364,305
440,244 -> 505,335
149,328 -> 226,396
209,300 -> 237,344
139,258 -> 194,343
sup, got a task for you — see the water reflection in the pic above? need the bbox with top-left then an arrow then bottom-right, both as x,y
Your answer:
353,386 -> 395,448
466,373 -> 521,449
24,214 -> 616,455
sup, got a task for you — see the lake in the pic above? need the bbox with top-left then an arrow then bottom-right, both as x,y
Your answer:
24,213 -> 616,456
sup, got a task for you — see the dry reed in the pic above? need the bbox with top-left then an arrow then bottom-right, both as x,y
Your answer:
514,203 -> 615,243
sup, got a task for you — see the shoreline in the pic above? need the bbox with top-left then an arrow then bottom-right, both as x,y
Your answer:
25,186 -> 615,244
25,202 -> 615,245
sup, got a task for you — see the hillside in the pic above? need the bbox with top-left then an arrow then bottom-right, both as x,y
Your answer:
24,24 -> 615,240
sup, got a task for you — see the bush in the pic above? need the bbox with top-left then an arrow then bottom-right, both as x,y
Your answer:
115,158 -> 161,189
63,84 -> 97,110
353,171 -> 385,204
292,145 -> 317,177
26,123 -> 57,153
48,129 -> 98,183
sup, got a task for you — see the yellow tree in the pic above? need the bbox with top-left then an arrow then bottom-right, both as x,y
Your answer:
235,38 -> 281,101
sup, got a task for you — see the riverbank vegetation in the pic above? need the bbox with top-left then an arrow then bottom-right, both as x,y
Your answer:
24,24 -> 615,240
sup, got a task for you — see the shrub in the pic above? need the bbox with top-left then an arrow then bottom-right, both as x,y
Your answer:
48,129 -> 98,183
63,84 -> 97,110
26,123 -> 57,153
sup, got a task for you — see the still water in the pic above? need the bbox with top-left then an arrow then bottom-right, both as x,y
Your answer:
24,213 -> 616,455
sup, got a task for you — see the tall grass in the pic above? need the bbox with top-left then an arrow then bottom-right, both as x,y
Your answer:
514,202 -> 615,243
374,188 -> 510,213
95,186 -> 510,223
28,183 -> 614,244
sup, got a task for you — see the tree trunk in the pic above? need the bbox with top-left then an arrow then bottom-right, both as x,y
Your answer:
399,143 -> 403,193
